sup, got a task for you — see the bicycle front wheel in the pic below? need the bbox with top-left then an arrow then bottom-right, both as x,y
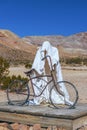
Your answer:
7,80 -> 29,106
50,81 -> 78,109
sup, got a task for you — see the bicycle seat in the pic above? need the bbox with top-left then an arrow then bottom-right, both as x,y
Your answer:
24,69 -> 34,76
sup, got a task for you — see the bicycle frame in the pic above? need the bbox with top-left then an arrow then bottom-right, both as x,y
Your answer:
27,69 -> 57,98
24,55 -> 59,99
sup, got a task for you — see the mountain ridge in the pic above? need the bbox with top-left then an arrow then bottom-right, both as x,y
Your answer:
0,29 -> 87,64
23,32 -> 87,50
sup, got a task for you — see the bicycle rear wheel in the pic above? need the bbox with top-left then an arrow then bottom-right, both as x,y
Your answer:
7,80 -> 29,106
50,81 -> 78,109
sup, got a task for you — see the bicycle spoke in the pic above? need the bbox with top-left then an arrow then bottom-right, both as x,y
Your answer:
50,81 -> 78,109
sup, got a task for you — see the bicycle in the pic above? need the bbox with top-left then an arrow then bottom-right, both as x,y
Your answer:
7,55 -> 79,109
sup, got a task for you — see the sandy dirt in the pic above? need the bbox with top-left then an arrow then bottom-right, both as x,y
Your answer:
62,67 -> 87,104
0,66 -> 87,104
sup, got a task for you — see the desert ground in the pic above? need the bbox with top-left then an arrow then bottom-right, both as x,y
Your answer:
62,66 -> 87,104
0,65 -> 87,104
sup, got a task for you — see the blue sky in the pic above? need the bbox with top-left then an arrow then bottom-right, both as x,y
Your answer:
0,0 -> 87,37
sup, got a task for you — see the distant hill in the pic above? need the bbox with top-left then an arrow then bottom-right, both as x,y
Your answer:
0,29 -> 87,64
23,32 -> 87,59
23,32 -> 87,49
0,30 -> 37,64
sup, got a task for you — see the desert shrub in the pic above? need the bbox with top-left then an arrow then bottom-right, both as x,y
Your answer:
1,76 -> 11,89
25,62 -> 32,68
0,57 -> 9,84
64,57 -> 87,66
83,58 -> 87,66
1,75 -> 28,90
0,57 -> 29,90
0,57 -> 9,77
65,57 -> 82,65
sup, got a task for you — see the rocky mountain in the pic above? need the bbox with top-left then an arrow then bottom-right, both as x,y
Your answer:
0,30 -> 37,64
23,32 -> 87,59
22,35 -> 64,46
0,29 -> 87,64
23,32 -> 87,49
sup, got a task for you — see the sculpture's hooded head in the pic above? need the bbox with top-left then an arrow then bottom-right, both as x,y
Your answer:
41,41 -> 52,53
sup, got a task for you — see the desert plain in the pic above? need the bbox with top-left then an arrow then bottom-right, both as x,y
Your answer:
0,65 -> 87,104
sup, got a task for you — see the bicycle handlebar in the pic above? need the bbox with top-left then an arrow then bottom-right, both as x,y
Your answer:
41,55 -> 53,70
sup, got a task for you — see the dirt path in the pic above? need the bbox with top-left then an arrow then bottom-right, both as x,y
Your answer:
62,68 -> 87,103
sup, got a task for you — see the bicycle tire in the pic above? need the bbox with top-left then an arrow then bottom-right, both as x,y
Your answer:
7,80 -> 29,106
49,81 -> 78,109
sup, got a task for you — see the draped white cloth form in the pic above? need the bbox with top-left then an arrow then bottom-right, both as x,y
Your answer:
31,41 -> 70,105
